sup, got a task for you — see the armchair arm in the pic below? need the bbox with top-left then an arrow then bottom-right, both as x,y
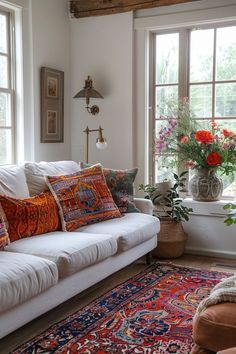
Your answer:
133,197 -> 153,215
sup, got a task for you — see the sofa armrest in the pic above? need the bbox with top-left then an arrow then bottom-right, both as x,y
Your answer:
133,197 -> 153,215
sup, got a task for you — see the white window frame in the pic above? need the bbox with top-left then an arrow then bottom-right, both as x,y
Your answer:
150,22 -> 236,198
0,5 -> 15,165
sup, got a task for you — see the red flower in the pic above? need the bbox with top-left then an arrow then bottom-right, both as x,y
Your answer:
195,130 -> 214,144
222,129 -> 234,138
206,152 -> 222,166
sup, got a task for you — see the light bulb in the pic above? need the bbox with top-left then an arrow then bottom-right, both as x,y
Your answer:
96,139 -> 108,150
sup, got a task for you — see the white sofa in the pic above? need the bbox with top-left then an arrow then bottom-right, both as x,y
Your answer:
0,162 -> 160,339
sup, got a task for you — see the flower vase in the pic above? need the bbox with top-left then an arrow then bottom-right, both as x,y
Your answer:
189,168 -> 223,201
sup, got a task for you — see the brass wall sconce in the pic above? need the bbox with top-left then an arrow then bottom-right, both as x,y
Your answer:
74,76 -> 104,116
84,125 -> 107,163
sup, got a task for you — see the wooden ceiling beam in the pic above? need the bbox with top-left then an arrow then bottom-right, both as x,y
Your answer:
70,0 -> 200,18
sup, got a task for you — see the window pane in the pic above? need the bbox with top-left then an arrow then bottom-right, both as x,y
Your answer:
216,26 -> 236,81
219,173 -> 235,198
0,14 -> 7,53
0,129 -> 12,164
0,92 -> 11,126
156,86 -> 178,118
215,119 -> 236,132
190,29 -> 214,83
196,119 -> 236,132
154,155 -> 177,183
156,33 -> 179,85
0,55 -> 8,88
215,83 -> 236,117
190,84 -> 212,118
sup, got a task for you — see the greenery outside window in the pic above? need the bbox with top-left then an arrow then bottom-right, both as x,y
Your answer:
152,24 -> 236,198
0,6 -> 15,165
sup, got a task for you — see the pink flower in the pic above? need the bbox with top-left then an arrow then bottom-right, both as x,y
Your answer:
211,119 -> 218,130
181,96 -> 188,104
222,129 -> 235,138
180,136 -> 189,144
185,161 -> 196,168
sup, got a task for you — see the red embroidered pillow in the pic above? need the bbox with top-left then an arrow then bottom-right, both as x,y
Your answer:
46,164 -> 121,231
0,191 -> 61,242
0,216 -> 9,250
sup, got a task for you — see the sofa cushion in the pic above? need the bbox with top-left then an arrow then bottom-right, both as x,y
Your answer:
103,167 -> 140,213
0,252 -> 58,313
77,213 -> 160,251
6,232 -> 118,278
192,302 -> 236,352
0,165 -> 29,198
46,164 -> 121,232
24,160 -> 80,196
0,191 -> 61,242
81,163 -> 140,214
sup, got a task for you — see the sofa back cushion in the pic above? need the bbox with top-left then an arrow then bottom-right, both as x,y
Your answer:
0,191 -> 61,242
24,160 -> 80,196
0,165 -> 29,198
46,164 -> 121,231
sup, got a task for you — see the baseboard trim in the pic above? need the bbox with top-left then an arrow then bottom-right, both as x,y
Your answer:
185,247 -> 236,260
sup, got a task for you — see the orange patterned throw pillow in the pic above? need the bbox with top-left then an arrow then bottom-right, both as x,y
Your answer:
0,215 -> 9,250
0,191 -> 61,242
46,164 -> 121,231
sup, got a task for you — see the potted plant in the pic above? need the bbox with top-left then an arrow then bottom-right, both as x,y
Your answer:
139,171 -> 193,258
156,97 -> 236,201
223,203 -> 236,226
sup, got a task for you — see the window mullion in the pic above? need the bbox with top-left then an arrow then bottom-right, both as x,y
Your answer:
212,27 -> 217,119
178,29 -> 189,179
149,32 -> 155,185
179,29 -> 189,99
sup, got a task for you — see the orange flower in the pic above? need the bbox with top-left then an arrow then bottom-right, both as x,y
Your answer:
206,152 -> 222,166
180,136 -> 189,144
222,129 -> 234,138
195,130 -> 214,144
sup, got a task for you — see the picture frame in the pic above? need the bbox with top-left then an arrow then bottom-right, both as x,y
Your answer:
40,67 -> 64,143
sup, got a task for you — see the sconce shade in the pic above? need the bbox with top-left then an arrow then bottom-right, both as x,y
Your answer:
73,76 -> 103,99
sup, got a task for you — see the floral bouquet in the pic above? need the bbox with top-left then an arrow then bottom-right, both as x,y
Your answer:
156,98 -> 236,176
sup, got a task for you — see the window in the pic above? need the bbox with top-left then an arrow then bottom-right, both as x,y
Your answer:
0,7 -> 15,165
152,24 -> 236,197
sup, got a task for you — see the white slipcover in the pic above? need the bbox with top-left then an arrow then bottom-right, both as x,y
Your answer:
24,160 -> 80,196
0,252 -> 58,313
5,232 -> 118,278
0,165 -> 29,198
76,213 -> 160,251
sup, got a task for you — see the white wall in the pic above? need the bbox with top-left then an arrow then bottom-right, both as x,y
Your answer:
70,12 -> 134,169
30,0 -> 71,161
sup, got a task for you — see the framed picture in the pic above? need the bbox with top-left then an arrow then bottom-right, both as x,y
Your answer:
41,67 -> 64,142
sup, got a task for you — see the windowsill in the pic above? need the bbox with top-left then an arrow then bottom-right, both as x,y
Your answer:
182,198 -> 235,217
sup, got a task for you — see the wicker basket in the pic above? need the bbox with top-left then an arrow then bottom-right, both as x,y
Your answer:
153,220 -> 188,258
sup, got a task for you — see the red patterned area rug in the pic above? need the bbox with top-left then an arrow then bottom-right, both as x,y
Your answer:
13,262 -> 228,354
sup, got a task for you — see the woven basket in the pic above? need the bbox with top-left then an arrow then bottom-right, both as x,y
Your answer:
153,220 -> 188,258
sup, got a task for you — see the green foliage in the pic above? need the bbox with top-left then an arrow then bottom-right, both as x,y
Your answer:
139,171 -> 193,222
223,203 -> 236,226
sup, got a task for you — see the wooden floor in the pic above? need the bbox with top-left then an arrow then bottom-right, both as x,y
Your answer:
1,254 -> 236,354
